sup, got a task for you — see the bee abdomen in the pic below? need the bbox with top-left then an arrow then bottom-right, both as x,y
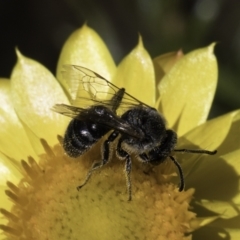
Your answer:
63,119 -> 110,158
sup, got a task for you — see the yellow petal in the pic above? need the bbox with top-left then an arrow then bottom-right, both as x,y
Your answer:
187,111 -> 240,201
11,50 -> 70,147
0,185 -> 11,226
198,199 -> 239,219
190,216 -> 219,230
217,150 -> 240,216
210,217 -> 240,239
0,79 -> 37,160
153,50 -> 184,89
154,50 -> 184,74
219,228 -> 240,240
113,36 -> 155,106
232,190 -> 240,209
153,50 -> 184,101
158,44 -> 217,136
0,152 -> 22,186
222,149 -> 240,177
178,110 -> 238,150
57,24 -> 116,96
182,139 -> 240,201
218,110 -> 240,155
0,152 -> 22,222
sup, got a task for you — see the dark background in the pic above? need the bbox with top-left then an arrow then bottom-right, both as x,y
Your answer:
1,0 -> 240,118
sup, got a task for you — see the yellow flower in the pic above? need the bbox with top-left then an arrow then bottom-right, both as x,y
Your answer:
0,25 -> 239,240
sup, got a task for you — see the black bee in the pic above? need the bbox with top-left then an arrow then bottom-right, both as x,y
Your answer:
53,65 -> 217,201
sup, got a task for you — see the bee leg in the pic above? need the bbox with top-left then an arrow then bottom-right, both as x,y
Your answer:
116,139 -> 132,201
125,156 -> 132,201
139,153 -> 151,174
77,131 -> 119,190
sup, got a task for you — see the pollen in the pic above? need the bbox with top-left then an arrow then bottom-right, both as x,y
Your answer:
0,139 -> 196,240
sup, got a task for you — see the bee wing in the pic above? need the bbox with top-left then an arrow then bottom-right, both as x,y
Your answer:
52,103 -> 143,139
61,65 -> 150,114
52,103 -> 83,118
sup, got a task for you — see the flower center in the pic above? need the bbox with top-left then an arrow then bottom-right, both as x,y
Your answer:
0,139 -> 196,240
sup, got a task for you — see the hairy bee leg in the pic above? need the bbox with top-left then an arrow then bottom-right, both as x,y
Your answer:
125,156 -> 132,201
116,139 -> 132,201
77,131 -> 119,190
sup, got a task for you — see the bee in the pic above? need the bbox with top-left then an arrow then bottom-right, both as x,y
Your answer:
53,65 -> 217,201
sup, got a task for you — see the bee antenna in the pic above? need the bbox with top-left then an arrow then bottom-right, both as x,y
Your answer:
174,149 -> 217,155
169,156 -> 184,192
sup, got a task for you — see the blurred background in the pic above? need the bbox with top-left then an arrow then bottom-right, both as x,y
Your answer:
0,0 -> 240,118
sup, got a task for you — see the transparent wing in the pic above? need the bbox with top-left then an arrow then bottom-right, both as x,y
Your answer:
52,103 -> 143,139
52,103 -> 83,119
61,65 -> 151,115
